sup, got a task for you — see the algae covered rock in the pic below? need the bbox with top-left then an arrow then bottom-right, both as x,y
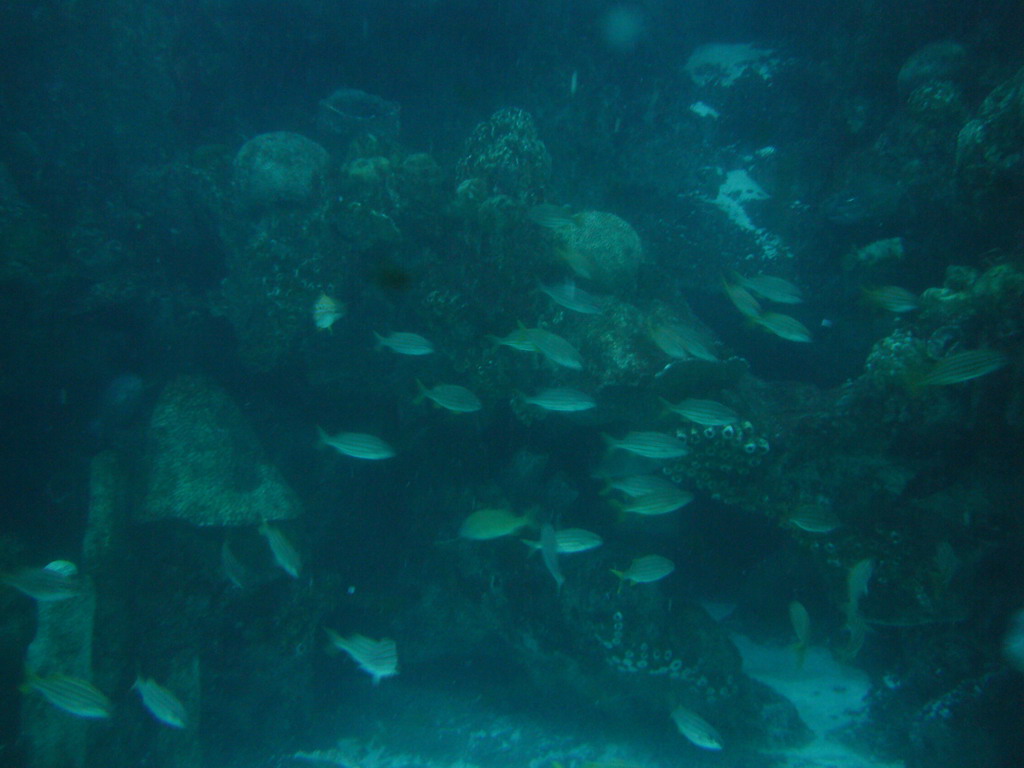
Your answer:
456,107 -> 551,204
555,210 -> 643,291
140,376 -> 301,526
233,131 -> 329,210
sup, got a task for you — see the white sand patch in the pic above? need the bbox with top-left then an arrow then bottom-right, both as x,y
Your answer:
732,632 -> 904,768
685,43 -> 777,87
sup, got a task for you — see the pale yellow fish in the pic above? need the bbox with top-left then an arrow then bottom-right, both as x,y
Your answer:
325,629 -> 398,684
837,609 -> 868,661
723,280 -> 762,319
670,706 -> 723,750
415,381 -> 482,413
318,427 -> 395,459
522,387 -> 596,412
612,554 -> 676,586
616,488 -> 694,516
661,398 -> 738,426
735,273 -> 803,304
20,671 -> 111,719
525,328 -> 583,370
914,349 -> 1008,387
374,331 -> 435,356
649,323 -> 718,361
539,281 -> 607,314
754,311 -> 812,342
2,562 -> 80,601
846,558 -> 873,611
602,474 -> 679,498
312,292 -> 345,330
459,508 -> 532,540
521,528 -> 603,554
862,285 -> 919,313
603,431 -> 689,459
784,504 -> 841,534
489,327 -> 537,351
527,203 -> 577,230
789,601 -> 811,669
258,521 -> 302,578
133,676 -> 188,728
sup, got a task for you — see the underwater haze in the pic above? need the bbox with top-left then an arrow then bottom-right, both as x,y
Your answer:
2,1 -> 1024,767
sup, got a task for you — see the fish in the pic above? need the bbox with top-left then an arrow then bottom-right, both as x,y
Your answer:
258,521 -> 301,578
913,349 -> 1008,387
459,508 -> 532,540
525,328 -> 584,370
660,398 -> 738,426
415,381 -> 482,413
615,488 -> 694,516
325,630 -> 398,684
670,706 -> 723,750
489,327 -> 537,351
133,676 -> 188,728
527,204 -> 577,230
318,427 -> 396,460
734,273 -> 803,304
2,562 -> 81,601
373,331 -> 435,356
862,285 -> 919,313
602,474 -> 679,498
784,504 -> 841,534
789,601 -> 811,669
612,554 -> 676,586
603,431 -> 689,459
723,280 -> 762,319
521,387 -> 596,412
539,281 -> 607,314
312,292 -> 345,330
649,323 -> 718,361
846,558 -> 873,613
20,671 -> 111,718
522,528 -> 603,554
753,311 -> 812,342
221,540 -> 250,588
539,523 -> 565,592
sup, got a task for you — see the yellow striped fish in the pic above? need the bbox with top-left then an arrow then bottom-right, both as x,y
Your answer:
862,285 -> 919,313
612,554 -> 676,586
603,431 -> 689,459
318,428 -> 396,459
521,387 -> 596,412
459,508 -> 532,540
258,521 -> 301,578
914,349 -> 1008,387
325,630 -> 398,684
734,273 -> 803,304
615,488 -> 694,516
521,527 -> 603,554
723,280 -> 762,319
754,311 -> 812,342
789,601 -> 811,670
602,474 -> 679,498
21,671 -> 111,718
660,398 -> 738,426
525,328 -> 583,370
671,706 -> 723,750
373,331 -> 435,356
2,562 -> 80,601
133,675 -> 188,728
415,381 -> 482,413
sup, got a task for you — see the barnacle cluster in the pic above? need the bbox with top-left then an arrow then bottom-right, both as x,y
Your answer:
662,420 -> 771,506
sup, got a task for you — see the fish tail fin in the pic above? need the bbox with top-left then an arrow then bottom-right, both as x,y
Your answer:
789,641 -> 807,671
658,397 -> 676,416
600,432 -> 617,449
372,331 -> 385,350
19,666 -> 38,694
315,426 -> 330,448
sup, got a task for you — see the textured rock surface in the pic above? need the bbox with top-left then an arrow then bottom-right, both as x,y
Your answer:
140,376 -> 302,526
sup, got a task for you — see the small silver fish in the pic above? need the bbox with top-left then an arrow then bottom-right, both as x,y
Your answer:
133,676 -> 188,728
612,554 -> 676,586
723,280 -> 763,319
325,630 -> 398,684
459,508 -> 531,540
525,328 -> 584,370
602,474 -> 679,498
21,671 -> 111,719
661,398 -> 738,426
258,521 -> 302,579
539,281 -> 607,314
616,488 -> 694,516
734,273 -> 803,304
522,387 -> 596,412
522,528 -> 603,554
671,706 -> 723,750
373,331 -> 435,356
603,431 -> 689,459
415,381 -> 482,413
318,427 -> 396,459
754,311 -> 812,343
2,562 -> 80,601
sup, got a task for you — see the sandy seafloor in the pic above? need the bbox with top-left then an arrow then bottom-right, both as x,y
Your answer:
270,628 -> 899,768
